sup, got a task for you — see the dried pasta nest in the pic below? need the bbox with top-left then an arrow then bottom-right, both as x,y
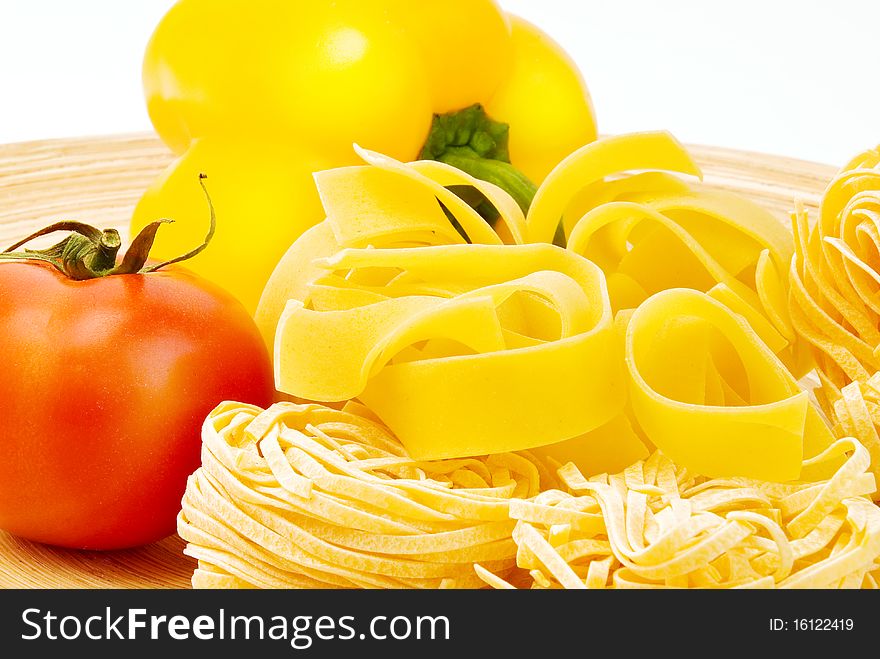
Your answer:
178,401 -> 550,588
180,403 -> 880,590
477,439 -> 880,589
789,147 -> 880,489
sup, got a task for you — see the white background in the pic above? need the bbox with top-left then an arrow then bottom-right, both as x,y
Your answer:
0,0 -> 877,166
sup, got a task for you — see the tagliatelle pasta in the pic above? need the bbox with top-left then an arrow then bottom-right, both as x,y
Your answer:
181,402 -> 879,590
788,147 -> 880,491
625,288 -> 835,481
178,401 -> 549,589
275,243 -> 625,459
828,377 -> 880,501
529,412 -> 651,478
254,149 -> 527,349
264,148 -> 627,460
257,134 -> 834,476
525,132 -> 702,244
214,134 -> 880,592
476,439 -> 880,589
533,133 -> 800,373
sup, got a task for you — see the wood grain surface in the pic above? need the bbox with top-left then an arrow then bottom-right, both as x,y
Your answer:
0,133 -> 840,589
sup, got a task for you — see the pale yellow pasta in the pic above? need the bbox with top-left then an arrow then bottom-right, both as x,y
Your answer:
179,401 -> 548,589
476,441 -> 880,589
789,148 -> 880,493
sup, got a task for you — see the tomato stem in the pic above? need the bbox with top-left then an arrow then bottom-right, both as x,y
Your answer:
419,104 -> 565,246
0,174 -> 215,279
140,174 -> 216,273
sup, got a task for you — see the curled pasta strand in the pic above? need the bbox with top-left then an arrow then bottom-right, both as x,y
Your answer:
180,401 -> 549,589
789,150 -> 880,495
478,439 -> 880,589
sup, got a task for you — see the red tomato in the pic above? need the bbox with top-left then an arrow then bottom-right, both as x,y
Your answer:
0,261 -> 274,550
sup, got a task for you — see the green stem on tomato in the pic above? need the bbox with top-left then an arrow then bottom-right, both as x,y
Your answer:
0,174 -> 215,280
419,103 -> 565,246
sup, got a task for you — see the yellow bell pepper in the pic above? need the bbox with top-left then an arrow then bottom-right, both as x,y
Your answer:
133,0 -> 596,313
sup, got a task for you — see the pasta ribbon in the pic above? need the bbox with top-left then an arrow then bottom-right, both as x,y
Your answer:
179,401 -> 548,589
625,289 -> 834,481
255,146 -> 528,348
477,440 -> 880,589
530,132 -> 799,372
260,147 -> 625,460
276,243 -> 625,459
221,137 -> 880,591
259,136 -> 830,475
823,376 -> 880,502
526,131 -> 702,244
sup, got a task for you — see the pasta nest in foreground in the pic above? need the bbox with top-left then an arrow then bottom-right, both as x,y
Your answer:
479,440 -> 880,589
179,402 -> 880,589
178,401 -> 549,589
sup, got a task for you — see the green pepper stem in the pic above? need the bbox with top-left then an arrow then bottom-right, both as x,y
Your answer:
434,149 -> 537,220
419,104 -> 564,246
0,174 -> 215,279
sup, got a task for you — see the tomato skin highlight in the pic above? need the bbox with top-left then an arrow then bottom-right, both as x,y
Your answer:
0,262 -> 275,550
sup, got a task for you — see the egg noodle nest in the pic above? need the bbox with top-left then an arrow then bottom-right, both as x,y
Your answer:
179,401 -> 880,589
788,148 -> 880,481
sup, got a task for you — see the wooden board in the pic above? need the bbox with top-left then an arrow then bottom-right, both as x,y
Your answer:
0,133 -> 840,589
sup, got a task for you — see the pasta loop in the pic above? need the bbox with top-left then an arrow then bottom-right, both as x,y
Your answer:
625,289 -> 835,481
264,146 -> 626,460
546,134 -> 800,373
